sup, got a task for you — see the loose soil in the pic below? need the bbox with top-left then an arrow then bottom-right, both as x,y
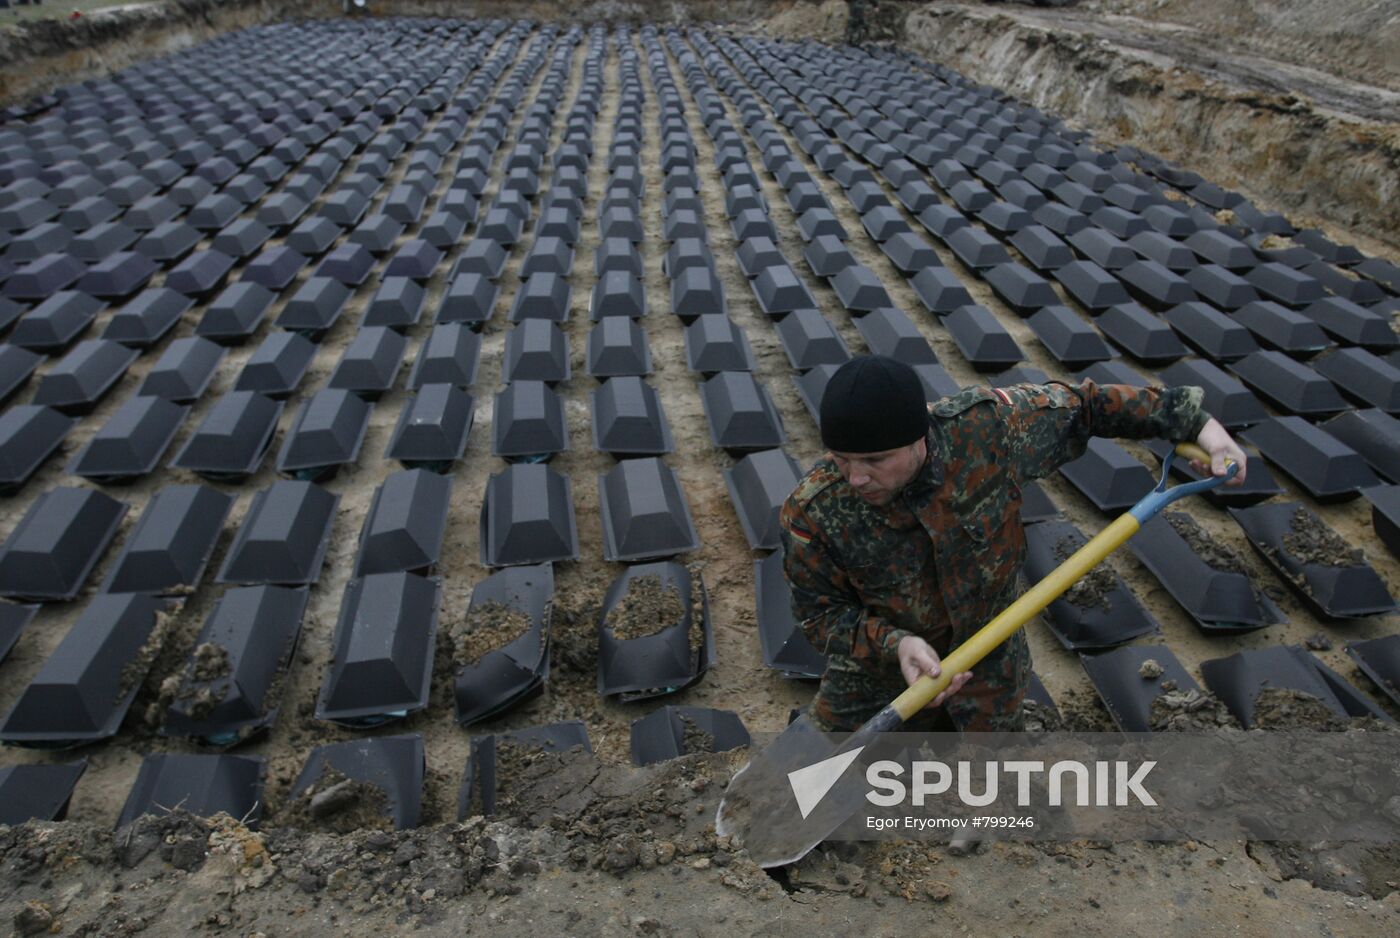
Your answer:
1250,687 -> 1353,730
1281,506 -> 1367,569
450,600 -> 533,667
1,5 -> 1399,936
680,712 -> 716,754
601,573 -> 686,641
1054,535 -> 1118,611
278,765 -> 394,835
1148,688 -> 1238,731
903,1 -> 1400,251
189,642 -> 230,683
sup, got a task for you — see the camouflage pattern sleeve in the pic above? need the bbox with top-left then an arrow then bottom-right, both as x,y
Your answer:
992,379 -> 1210,483
779,496 -> 911,670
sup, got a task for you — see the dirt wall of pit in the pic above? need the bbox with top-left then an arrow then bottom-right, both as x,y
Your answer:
899,2 -> 1400,252
1079,0 -> 1400,94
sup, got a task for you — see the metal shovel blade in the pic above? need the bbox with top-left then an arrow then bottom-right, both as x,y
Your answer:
715,713 -> 873,868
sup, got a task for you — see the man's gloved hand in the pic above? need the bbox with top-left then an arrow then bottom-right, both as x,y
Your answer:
1192,417 -> 1248,487
897,635 -> 971,708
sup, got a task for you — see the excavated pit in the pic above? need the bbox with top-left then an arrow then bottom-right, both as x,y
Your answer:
0,2 -> 1398,934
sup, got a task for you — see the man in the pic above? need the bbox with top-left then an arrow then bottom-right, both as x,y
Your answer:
780,355 -> 1246,734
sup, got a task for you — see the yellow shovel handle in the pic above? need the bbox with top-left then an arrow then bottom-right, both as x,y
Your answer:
889,441 -> 1213,720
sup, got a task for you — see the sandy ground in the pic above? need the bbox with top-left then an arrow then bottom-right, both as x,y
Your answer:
1,6 -> 1399,936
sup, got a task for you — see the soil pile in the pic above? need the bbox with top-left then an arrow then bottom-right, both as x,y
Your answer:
1249,687 -> 1351,730
1165,511 -> 1286,606
450,601 -> 533,666
1020,697 -> 1065,732
1149,688 -> 1238,731
680,713 -> 717,754
602,574 -> 686,640
761,0 -> 848,43
1280,507 -> 1365,568
1054,536 -> 1118,610
279,766 -> 395,835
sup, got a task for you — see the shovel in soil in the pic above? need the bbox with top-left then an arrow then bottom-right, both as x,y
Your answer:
716,442 -> 1236,868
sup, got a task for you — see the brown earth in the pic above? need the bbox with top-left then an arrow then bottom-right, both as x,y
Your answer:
1281,506 -> 1367,569
2,3 -> 1400,936
450,599 -> 533,665
601,572 -> 686,640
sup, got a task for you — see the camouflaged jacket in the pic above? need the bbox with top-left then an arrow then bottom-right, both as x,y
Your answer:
779,380 -> 1209,671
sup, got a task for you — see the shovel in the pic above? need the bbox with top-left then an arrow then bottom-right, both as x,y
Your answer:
716,442 -> 1236,867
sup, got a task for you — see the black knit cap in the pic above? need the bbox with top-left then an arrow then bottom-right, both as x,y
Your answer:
819,355 -> 927,453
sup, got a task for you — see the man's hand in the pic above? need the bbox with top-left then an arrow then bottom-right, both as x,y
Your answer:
1193,417 -> 1247,487
897,635 -> 971,708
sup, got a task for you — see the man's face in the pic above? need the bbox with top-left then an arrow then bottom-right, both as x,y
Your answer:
830,437 -> 927,506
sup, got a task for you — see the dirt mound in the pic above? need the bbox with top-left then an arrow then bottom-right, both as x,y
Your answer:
602,573 -> 686,640
1249,687 -> 1351,729
468,744 -> 743,874
1020,697 -> 1065,732
1054,535 -> 1118,610
279,766 -> 394,835
1080,0 -> 1400,93
902,2 -> 1400,251
1280,507 -> 1365,568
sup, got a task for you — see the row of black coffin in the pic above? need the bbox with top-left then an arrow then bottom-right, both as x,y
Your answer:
4,627 -> 1399,831
1,473 -> 1396,746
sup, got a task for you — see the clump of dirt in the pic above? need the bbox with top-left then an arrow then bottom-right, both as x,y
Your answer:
1148,689 -> 1239,731
468,742 -> 743,875
1165,512 -> 1287,606
280,765 -> 394,835
1304,632 -> 1334,651
151,640 -> 234,725
1249,687 -> 1349,729
1280,507 -> 1365,568
1139,658 -> 1164,679
190,641 -> 230,682
115,809 -> 213,871
680,713 -> 716,754
451,600 -> 533,666
1020,697 -> 1065,732
602,574 -> 686,640
1054,536 -> 1117,611
473,739 -> 592,820
685,561 -> 709,656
